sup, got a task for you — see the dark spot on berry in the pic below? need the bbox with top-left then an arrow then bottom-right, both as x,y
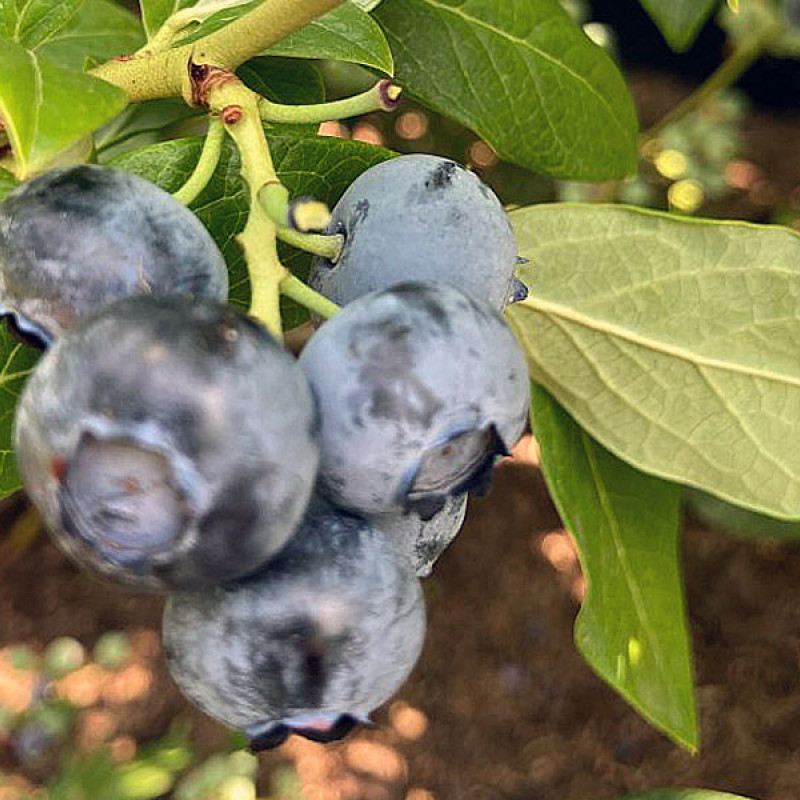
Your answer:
424,160 -> 457,190
384,283 -> 451,332
350,198 -> 370,229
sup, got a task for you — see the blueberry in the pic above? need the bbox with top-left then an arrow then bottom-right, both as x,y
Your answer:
14,295 -> 319,591
299,281 -> 530,516
309,154 -> 524,312
0,165 -> 228,345
370,494 -> 468,578
162,498 -> 425,750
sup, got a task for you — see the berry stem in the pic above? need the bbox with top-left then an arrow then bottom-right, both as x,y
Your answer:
259,80 -> 402,124
207,79 -> 286,338
276,228 -> 344,260
172,117 -> 225,205
639,26 -> 777,148
90,0 -> 345,103
280,274 -> 340,319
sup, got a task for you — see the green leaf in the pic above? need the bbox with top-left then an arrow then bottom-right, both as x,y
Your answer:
685,488 -> 800,540
0,331 -> 39,499
0,167 -> 17,202
374,0 -> 638,180
638,0 -> 719,52
139,0 -> 193,40
531,383 -> 696,750
95,99 -> 201,163
266,2 -> 393,75
0,37 -> 128,178
507,203 -> 800,521
238,57 -> 325,137
176,2 -> 393,74
37,0 -> 144,69
0,0 -> 82,48
620,792 -> 756,800
48,750 -> 121,800
111,134 -> 395,323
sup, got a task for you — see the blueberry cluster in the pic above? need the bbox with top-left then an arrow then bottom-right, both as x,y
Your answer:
2,156 -> 530,750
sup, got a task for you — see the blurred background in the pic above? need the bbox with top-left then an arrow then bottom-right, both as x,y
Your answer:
6,1 -> 800,798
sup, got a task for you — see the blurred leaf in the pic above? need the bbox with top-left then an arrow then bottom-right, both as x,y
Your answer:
139,0 -> 193,39
112,133 -> 395,325
29,699 -> 76,740
227,730 -> 249,750
507,203 -> 800,521
175,753 -> 232,800
0,0 -> 82,48
638,0 -> 720,51
226,749 -> 257,777
685,488 -> 800,540
271,764 -> 304,800
177,1 -> 394,74
153,744 -> 193,773
48,750 -> 120,800
0,168 -> 17,202
136,721 -> 194,773
118,763 -> 175,799
37,0 -> 145,69
0,332 -> 39,499
531,383 -> 697,750
0,36 -> 128,178
374,0 -> 638,179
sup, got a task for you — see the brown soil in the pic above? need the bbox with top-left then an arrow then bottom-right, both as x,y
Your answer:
3,452 -> 800,800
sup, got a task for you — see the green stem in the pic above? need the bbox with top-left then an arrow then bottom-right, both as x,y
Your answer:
259,80 -> 402,124
173,117 -> 225,205
207,80 -> 286,338
280,274 -> 340,319
90,0 -> 345,103
276,228 -> 344,260
639,29 -> 776,148
260,182 -> 291,226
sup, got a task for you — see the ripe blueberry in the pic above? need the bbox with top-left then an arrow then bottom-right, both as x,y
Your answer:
309,154 -> 525,312
163,498 -> 425,750
0,165 -> 228,346
371,494 -> 468,578
299,281 -> 530,516
14,295 -> 319,591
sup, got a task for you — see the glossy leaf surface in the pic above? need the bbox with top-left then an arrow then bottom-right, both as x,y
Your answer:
374,0 -> 638,179
532,384 -> 696,750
